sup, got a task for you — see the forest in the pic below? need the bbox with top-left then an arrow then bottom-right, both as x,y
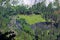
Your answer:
0,0 -> 60,40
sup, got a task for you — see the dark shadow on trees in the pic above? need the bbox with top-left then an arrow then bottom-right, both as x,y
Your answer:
0,31 -> 16,40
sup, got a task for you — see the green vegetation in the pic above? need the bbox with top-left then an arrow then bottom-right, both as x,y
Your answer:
16,14 -> 45,25
0,0 -> 60,40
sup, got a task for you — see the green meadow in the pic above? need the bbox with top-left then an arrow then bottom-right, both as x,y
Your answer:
16,14 -> 46,25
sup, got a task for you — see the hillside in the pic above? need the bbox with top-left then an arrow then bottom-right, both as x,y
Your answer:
0,0 -> 60,40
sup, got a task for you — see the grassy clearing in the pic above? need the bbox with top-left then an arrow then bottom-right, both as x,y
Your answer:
16,14 -> 46,25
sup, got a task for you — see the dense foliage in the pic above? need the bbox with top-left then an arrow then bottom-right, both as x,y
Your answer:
0,0 -> 60,40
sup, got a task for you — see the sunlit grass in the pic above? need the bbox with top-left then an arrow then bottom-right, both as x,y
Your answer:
16,14 -> 46,25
